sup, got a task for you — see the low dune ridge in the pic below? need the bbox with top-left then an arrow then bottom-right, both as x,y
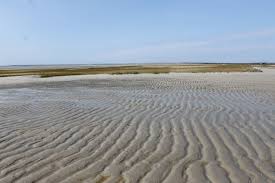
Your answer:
0,69 -> 275,183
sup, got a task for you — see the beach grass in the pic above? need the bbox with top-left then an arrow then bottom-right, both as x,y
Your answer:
0,64 -> 261,78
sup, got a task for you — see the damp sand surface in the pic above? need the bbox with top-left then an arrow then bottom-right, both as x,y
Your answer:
0,69 -> 275,183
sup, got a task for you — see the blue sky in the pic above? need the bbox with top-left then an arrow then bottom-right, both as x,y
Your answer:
0,0 -> 275,65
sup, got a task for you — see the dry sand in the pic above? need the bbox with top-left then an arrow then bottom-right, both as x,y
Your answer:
0,68 -> 275,183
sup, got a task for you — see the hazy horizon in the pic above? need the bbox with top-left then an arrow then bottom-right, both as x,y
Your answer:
1,61 -> 275,67
1,0 -> 275,66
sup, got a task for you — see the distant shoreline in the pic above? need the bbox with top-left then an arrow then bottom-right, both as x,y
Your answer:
1,62 -> 275,69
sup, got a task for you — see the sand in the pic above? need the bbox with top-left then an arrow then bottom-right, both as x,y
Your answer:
0,69 -> 275,183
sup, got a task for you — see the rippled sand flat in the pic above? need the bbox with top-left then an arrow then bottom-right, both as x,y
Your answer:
0,69 -> 275,183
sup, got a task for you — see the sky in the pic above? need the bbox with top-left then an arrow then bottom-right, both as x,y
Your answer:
0,0 -> 275,65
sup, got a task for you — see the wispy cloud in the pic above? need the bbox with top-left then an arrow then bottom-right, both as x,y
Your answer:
98,28 -> 275,62
111,41 -> 209,57
219,28 -> 275,41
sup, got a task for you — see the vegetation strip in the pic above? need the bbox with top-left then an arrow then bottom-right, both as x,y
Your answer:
0,64 -> 262,78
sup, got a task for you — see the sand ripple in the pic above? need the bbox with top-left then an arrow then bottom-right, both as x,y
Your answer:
0,72 -> 275,183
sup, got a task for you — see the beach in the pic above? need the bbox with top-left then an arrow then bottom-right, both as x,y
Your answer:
0,69 -> 275,183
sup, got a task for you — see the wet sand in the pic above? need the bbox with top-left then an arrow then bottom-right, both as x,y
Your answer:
0,69 -> 275,183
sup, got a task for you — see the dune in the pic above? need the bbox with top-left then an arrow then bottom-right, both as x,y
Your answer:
0,68 -> 275,183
